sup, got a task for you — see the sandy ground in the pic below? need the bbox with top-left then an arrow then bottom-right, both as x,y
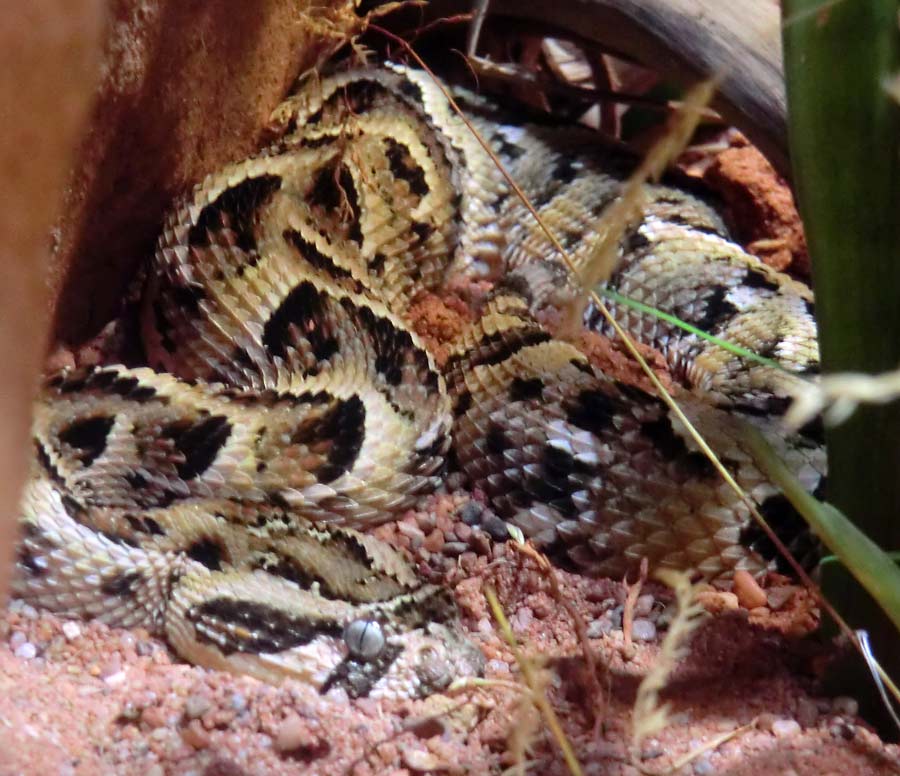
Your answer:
2,491 -> 900,775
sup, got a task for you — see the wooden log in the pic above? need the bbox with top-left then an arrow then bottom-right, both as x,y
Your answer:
426,0 -> 788,175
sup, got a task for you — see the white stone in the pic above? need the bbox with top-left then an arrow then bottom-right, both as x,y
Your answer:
62,621 -> 82,641
771,719 -> 801,739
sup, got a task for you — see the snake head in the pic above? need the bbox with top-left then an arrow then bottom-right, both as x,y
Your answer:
322,612 -> 485,699
320,585 -> 485,700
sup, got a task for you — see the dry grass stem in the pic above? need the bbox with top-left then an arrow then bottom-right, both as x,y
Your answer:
661,720 -> 757,774
631,569 -> 706,755
485,586 -> 585,776
515,542 -> 606,724
622,557 -> 649,652
785,366 -> 900,429
576,78 -> 718,291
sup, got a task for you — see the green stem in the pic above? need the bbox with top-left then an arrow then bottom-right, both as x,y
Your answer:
782,0 -> 900,735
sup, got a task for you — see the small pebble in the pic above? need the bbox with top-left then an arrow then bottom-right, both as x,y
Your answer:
486,658 -> 510,675
229,692 -> 248,713
477,617 -> 494,637
693,754 -> 716,775
830,720 -> 856,740
771,719 -> 801,739
62,622 -> 82,641
467,529 -> 491,555
100,657 -> 122,679
733,570 -> 768,609
531,598 -> 553,619
402,747 -> 443,772
423,529 -> 445,553
181,721 -> 211,750
832,696 -> 859,717
586,618 -> 612,639
696,591 -> 740,614
19,604 -> 38,620
766,586 -> 796,610
631,618 -> 657,642
393,533 -> 412,551
397,522 -> 425,543
511,607 -> 533,633
416,512 -> 437,533
459,501 -> 483,525
142,706 -> 168,729
274,715 -> 326,758
274,715 -> 308,753
184,694 -> 213,720
104,671 -> 127,688
795,697 -> 819,728
442,541 -> 468,557
481,513 -> 510,541
458,551 -> 478,573
9,631 -> 27,649
14,641 -> 37,660
119,703 -> 142,722
453,522 -> 473,542
634,594 -> 655,618
756,713 -> 778,732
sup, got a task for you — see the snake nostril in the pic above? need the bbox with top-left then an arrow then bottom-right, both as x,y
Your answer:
415,644 -> 453,691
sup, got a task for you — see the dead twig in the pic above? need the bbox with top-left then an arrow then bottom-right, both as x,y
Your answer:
622,557 -> 649,655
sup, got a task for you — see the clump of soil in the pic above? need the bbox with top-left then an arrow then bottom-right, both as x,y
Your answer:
698,135 -> 810,275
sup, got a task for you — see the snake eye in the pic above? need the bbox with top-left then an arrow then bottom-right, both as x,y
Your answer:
343,619 -> 385,660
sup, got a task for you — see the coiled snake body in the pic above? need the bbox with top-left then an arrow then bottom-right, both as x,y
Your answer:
14,64 -> 825,697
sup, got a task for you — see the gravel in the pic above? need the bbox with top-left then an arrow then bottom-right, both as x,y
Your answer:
13,641 -> 37,660
481,513 -> 510,541
772,719 -> 802,739
184,694 -> 212,719
631,618 -> 657,642
459,501 -> 483,525
62,622 -> 82,641
832,696 -> 860,717
634,594 -> 655,618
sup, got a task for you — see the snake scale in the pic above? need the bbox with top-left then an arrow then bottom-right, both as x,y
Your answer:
13,63 -> 825,699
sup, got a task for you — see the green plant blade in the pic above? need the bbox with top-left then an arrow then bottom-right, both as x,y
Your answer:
783,0 -> 900,543
742,426 -> 900,635
782,0 -> 900,733
599,288 -> 785,372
